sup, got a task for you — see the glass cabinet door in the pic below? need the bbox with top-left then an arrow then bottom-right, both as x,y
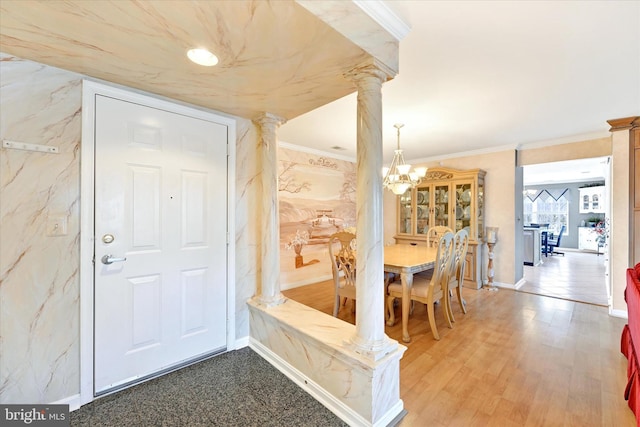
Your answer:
454,182 -> 472,233
416,187 -> 430,235
398,189 -> 412,234
434,184 -> 449,227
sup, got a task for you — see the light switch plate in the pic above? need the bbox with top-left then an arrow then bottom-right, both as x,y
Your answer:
47,215 -> 68,236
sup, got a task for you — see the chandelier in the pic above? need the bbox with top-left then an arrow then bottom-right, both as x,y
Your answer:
382,124 -> 427,195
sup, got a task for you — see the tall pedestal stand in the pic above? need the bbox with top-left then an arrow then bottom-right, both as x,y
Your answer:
485,241 -> 498,291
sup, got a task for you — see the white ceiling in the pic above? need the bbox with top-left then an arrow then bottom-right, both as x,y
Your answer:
1,1 -> 637,184
523,156 -> 608,186
279,0 -> 640,171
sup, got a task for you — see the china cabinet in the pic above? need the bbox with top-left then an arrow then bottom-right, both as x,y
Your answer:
579,186 -> 605,213
395,167 -> 486,289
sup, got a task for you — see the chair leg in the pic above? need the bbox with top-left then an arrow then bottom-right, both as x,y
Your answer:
456,286 -> 467,314
386,295 -> 396,327
333,294 -> 340,317
426,296 -> 440,340
444,291 -> 454,328
443,289 -> 456,322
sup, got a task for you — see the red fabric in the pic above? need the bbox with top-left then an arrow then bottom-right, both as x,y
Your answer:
622,264 -> 640,425
623,325 -> 632,362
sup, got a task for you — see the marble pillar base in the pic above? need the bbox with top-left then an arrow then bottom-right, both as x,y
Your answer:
248,298 -> 406,427
252,294 -> 286,308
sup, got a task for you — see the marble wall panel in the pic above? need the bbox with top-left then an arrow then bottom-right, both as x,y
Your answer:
248,298 -> 405,424
0,53 -> 82,403
234,119 -> 261,340
0,52 -> 258,403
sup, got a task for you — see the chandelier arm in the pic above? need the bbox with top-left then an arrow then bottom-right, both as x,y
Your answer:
383,124 -> 425,194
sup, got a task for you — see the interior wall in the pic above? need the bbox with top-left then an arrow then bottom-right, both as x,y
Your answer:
386,150 -> 519,286
384,138 -> 618,289
518,137 -> 611,165
0,53 -> 258,404
277,146 -> 356,289
233,119 -> 260,340
611,129 -> 631,313
523,180 -> 605,249
0,53 -> 82,404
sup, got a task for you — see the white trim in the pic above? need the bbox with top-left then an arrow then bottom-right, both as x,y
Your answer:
408,130 -> 611,165
52,394 -> 81,411
80,80 -> 236,406
353,0 -> 411,41
516,130 -> 610,151
234,336 -> 250,349
79,82 -> 96,406
278,140 -> 356,163
249,338 -> 404,427
514,278 -> 527,290
410,143 -> 519,165
493,281 -> 516,290
610,308 -> 628,319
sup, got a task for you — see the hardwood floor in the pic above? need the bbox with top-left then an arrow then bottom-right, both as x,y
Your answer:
520,250 -> 608,306
283,279 -> 634,426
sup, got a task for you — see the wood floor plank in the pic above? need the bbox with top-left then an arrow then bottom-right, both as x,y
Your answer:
282,258 -> 635,425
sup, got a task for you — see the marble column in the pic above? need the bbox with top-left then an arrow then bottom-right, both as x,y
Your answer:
254,112 -> 287,306
345,61 -> 398,360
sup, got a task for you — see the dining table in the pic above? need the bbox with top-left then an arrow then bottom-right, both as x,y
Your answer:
384,244 -> 438,343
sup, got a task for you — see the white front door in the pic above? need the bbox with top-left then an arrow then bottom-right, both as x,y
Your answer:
93,94 -> 228,394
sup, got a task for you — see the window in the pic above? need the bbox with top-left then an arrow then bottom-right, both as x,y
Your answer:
524,193 -> 569,235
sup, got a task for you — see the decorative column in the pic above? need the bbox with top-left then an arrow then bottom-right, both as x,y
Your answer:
255,112 -> 287,306
345,60 -> 398,360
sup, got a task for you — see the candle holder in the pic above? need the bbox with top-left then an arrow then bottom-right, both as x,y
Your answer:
484,226 -> 499,291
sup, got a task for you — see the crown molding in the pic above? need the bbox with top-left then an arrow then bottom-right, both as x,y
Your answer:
407,130 -> 611,164
516,130 -> 610,151
607,116 -> 640,131
278,141 -> 356,163
353,0 -> 411,41
409,141 -> 519,165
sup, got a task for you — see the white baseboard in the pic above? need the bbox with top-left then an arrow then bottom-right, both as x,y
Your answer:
53,393 -> 81,411
249,338 -> 403,427
234,336 -> 250,350
610,308 -> 628,319
494,281 -> 516,290
514,278 -> 526,290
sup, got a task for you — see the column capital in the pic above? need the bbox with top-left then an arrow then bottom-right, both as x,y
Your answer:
343,58 -> 396,86
254,112 -> 287,129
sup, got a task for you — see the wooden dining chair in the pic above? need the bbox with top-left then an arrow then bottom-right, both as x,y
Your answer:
426,226 -> 453,248
444,228 -> 469,323
328,231 -> 357,317
387,231 -> 455,340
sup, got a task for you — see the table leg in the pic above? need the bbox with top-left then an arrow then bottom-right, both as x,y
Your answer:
401,271 -> 413,343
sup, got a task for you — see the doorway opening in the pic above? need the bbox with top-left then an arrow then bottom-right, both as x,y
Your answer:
518,157 -> 610,306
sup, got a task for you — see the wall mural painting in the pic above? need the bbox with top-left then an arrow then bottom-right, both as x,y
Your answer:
278,147 -> 356,289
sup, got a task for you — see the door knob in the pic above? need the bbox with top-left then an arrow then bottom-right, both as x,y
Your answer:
101,254 -> 127,265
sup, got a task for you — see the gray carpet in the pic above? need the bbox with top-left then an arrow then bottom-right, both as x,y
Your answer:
71,347 -> 348,426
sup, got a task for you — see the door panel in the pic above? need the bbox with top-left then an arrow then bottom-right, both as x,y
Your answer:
94,95 -> 227,394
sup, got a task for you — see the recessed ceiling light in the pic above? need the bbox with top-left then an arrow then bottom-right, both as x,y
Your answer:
187,48 -> 218,66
